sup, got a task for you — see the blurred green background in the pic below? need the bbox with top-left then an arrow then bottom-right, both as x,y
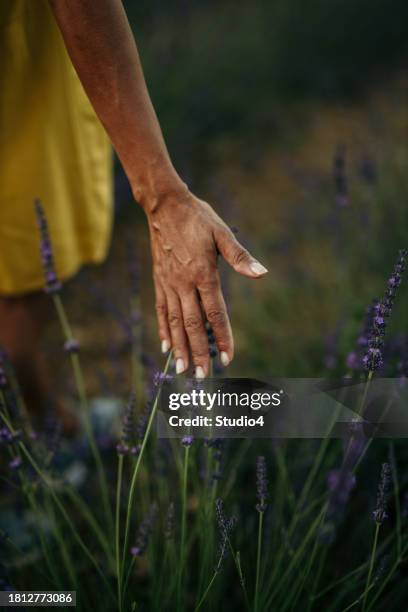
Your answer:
64,0 -> 408,391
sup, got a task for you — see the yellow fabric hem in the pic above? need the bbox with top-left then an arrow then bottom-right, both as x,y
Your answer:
0,247 -> 109,297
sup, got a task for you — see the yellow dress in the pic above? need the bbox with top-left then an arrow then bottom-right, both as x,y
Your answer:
0,0 -> 113,295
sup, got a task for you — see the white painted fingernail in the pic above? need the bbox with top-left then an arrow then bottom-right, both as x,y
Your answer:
220,351 -> 230,366
195,366 -> 205,379
176,358 -> 185,374
250,261 -> 268,276
161,340 -> 170,354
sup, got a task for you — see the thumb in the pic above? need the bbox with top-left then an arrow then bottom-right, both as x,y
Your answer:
215,228 -> 268,278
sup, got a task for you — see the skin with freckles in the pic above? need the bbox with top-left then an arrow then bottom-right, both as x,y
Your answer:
49,0 -> 268,377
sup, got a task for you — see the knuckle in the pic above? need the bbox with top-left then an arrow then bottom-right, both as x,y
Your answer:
232,247 -> 249,267
184,315 -> 202,332
155,302 -> 167,316
206,309 -> 226,327
198,278 -> 218,293
193,348 -> 210,361
168,311 -> 182,327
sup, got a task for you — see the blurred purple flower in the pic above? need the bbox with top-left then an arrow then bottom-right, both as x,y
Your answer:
130,503 -> 158,557
153,371 -> 173,387
64,339 -> 80,354
372,462 -> 391,524
181,435 -> 194,447
327,469 -> 356,515
363,250 -> 407,372
164,502 -> 175,540
34,200 -> 62,294
215,498 -> 237,570
117,394 -> 137,456
8,456 -> 22,470
256,456 -> 268,512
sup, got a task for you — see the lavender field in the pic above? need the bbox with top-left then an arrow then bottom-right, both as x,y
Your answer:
1,1 -> 408,609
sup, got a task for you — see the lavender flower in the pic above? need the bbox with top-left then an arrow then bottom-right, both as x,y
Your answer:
164,502 -> 175,540
181,435 -> 194,447
8,456 -> 22,470
256,456 -> 268,512
130,503 -> 157,557
34,200 -> 61,294
0,350 -> 8,389
136,402 -> 152,440
116,394 -> 136,456
214,499 -> 237,570
116,443 -> 129,455
0,427 -> 21,445
346,300 -> 378,372
327,469 -> 356,522
153,371 -> 173,387
363,250 -> 407,372
64,339 -> 80,354
372,463 -> 391,524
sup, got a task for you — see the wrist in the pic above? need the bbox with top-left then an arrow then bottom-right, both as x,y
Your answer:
130,161 -> 188,214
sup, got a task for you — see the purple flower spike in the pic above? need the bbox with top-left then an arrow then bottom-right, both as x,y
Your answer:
130,503 -> 157,557
0,350 -> 8,389
164,502 -> 175,540
8,456 -> 22,470
116,443 -> 129,455
181,435 -> 194,447
215,499 -> 237,569
117,394 -> 137,456
153,371 -> 173,387
372,463 -> 391,524
64,339 -> 80,354
256,456 -> 268,512
363,250 -> 407,373
34,200 -> 61,294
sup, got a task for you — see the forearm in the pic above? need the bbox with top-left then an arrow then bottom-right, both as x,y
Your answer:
48,0 -> 185,211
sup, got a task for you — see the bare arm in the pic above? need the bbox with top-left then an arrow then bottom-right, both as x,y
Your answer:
49,0 -> 268,377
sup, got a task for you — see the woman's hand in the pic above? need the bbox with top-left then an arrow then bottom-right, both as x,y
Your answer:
49,1 -> 266,376
146,186 -> 268,378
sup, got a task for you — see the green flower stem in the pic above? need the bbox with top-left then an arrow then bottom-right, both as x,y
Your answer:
389,442 -> 402,558
44,494 -> 78,589
226,537 -> 251,610
52,293 -> 113,534
306,548 -> 327,612
116,454 -> 124,612
264,503 -> 327,609
0,410 -> 115,603
254,509 -> 264,612
64,486 -> 115,568
121,352 -> 172,591
194,571 -> 218,612
365,549 -> 404,612
362,522 -> 380,612
177,443 -> 190,611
